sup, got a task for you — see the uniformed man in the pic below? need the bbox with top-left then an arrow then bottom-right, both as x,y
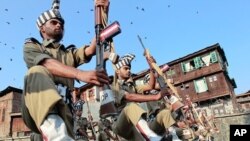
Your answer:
73,100 -> 94,141
111,53 -> 183,141
21,0 -> 109,140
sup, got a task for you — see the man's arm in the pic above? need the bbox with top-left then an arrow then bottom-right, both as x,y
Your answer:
41,58 -> 109,86
123,89 -> 168,103
84,38 -> 96,58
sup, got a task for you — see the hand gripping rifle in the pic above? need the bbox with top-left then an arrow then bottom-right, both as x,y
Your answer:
95,2 -> 121,118
137,35 -> 184,112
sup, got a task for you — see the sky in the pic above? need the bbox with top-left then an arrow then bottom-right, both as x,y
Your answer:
0,0 -> 249,95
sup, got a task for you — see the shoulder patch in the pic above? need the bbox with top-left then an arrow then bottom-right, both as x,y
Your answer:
24,37 -> 41,45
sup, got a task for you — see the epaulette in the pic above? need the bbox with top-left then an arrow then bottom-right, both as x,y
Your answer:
24,37 -> 41,45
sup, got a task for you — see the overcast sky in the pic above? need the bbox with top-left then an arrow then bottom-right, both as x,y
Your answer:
0,0 -> 249,94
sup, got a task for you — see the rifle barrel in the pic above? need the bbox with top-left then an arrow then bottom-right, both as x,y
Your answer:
137,35 -> 146,50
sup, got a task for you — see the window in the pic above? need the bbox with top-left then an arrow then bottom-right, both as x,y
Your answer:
181,57 -> 204,73
213,76 -> 217,81
180,85 -> 185,91
194,77 -> 208,93
193,57 -> 203,69
201,54 -> 211,66
180,84 -> 189,91
17,132 -> 25,137
210,51 -> 218,63
181,61 -> 195,72
209,77 -> 213,82
17,131 -> 32,137
209,75 -> 217,82
181,51 -> 219,73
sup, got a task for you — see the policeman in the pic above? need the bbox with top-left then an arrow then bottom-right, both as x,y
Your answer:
111,54 -> 183,141
21,0 -> 109,140
73,100 -> 92,141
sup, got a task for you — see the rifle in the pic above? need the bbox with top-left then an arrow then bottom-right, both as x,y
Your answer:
95,3 -> 121,118
137,35 -> 183,112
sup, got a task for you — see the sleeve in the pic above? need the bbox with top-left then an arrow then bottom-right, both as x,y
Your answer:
72,45 -> 93,67
111,84 -> 126,105
135,84 -> 149,94
113,89 -> 126,105
23,42 -> 52,68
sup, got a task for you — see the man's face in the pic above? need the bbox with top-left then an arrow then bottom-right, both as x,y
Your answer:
40,19 -> 64,41
75,109 -> 82,117
116,65 -> 131,79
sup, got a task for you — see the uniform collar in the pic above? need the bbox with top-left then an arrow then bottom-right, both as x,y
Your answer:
42,39 -> 61,49
118,77 -> 133,86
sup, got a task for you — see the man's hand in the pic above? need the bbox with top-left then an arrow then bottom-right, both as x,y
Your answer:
76,69 -> 109,86
95,0 -> 109,7
159,88 -> 170,98
95,0 -> 109,13
146,56 -> 156,64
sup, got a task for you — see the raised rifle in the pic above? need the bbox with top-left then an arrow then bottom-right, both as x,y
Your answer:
137,35 -> 184,112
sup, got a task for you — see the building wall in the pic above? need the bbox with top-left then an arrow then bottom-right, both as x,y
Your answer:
12,92 -> 22,113
177,72 -> 232,102
0,92 -> 13,138
0,90 -> 31,140
175,63 -> 223,84
199,98 -> 234,116
213,112 -> 250,141
11,117 -> 31,138
236,92 -> 250,112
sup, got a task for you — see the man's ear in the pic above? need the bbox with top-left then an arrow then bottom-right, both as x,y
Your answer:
39,26 -> 45,33
115,69 -> 119,75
